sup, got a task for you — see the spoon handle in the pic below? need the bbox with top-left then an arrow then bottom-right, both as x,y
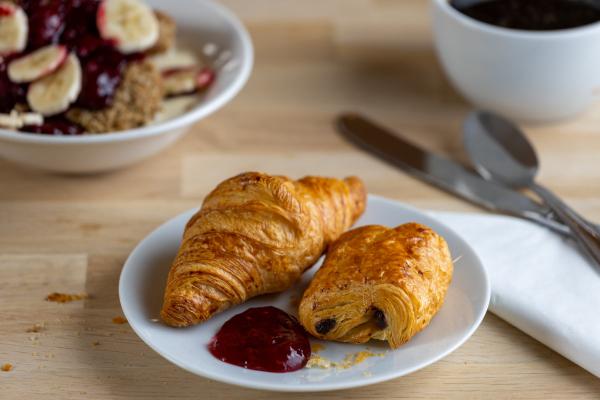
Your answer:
534,186 -> 600,238
532,184 -> 600,267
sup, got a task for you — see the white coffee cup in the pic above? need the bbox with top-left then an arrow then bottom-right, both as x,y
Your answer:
431,0 -> 600,122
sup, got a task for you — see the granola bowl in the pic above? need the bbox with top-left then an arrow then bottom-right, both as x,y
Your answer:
0,0 -> 253,173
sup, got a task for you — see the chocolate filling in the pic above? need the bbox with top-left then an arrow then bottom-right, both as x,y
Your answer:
315,318 -> 336,334
373,308 -> 387,329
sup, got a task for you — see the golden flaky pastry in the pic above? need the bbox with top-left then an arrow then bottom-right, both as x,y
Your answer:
299,223 -> 453,348
161,172 -> 366,327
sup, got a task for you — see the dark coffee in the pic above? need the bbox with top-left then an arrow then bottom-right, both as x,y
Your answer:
450,0 -> 600,31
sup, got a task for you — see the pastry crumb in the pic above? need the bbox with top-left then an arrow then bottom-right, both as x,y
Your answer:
112,316 -> 128,325
306,350 -> 384,370
335,351 -> 379,369
348,350 -> 382,366
26,323 -> 45,333
1,363 -> 12,372
310,342 -> 326,353
305,354 -> 333,369
92,341 -> 101,347
67,61 -> 163,133
46,292 -> 88,303
362,371 -> 372,377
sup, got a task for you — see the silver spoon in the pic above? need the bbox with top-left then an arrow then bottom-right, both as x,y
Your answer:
463,111 -> 600,233
463,110 -> 600,266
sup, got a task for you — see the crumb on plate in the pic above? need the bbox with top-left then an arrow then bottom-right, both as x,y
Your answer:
305,350 -> 384,370
1,363 -> 13,372
310,342 -> 326,353
305,354 -> 333,369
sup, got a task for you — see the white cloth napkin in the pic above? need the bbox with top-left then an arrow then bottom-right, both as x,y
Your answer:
431,212 -> 600,377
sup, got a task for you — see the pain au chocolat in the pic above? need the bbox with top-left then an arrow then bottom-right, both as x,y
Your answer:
299,223 -> 453,348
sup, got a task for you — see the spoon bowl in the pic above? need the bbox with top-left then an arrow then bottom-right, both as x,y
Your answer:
463,111 -> 539,188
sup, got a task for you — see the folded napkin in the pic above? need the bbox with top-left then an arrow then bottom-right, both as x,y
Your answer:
431,212 -> 600,377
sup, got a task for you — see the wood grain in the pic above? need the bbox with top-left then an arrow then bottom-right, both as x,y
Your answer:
1,0 -> 599,398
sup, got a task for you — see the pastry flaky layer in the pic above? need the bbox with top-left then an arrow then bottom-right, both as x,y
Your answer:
299,223 -> 453,349
160,172 -> 366,327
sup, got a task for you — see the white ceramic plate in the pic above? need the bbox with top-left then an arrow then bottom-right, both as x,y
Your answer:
119,195 -> 490,392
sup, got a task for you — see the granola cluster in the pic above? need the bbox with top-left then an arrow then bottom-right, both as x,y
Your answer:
66,11 -> 175,133
67,61 -> 163,133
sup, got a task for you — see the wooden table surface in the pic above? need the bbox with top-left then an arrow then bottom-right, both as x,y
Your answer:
1,1 -> 600,398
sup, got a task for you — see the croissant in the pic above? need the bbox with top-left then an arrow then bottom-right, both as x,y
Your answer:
161,172 -> 366,327
299,223 -> 453,348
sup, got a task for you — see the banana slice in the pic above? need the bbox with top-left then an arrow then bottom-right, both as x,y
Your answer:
0,110 -> 24,129
97,0 -> 159,54
163,68 -> 198,97
27,54 -> 82,116
150,48 -> 202,72
0,2 -> 28,55
163,67 -> 215,97
8,45 -> 68,83
0,110 -> 43,130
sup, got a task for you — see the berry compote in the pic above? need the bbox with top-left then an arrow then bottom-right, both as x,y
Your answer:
208,307 -> 311,373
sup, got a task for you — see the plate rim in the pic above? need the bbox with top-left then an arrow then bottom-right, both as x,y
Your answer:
119,194 -> 491,392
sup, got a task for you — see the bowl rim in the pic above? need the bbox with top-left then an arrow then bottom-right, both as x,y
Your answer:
0,0 -> 254,145
432,0 -> 600,40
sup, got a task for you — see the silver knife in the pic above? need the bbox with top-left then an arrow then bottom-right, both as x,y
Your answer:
337,113 -> 571,235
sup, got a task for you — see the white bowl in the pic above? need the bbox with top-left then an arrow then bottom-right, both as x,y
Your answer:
431,0 -> 600,122
0,0 -> 253,173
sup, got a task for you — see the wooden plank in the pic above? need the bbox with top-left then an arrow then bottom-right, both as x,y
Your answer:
1,0 -> 599,397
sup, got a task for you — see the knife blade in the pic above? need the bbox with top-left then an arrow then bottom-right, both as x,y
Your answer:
337,113 -> 570,235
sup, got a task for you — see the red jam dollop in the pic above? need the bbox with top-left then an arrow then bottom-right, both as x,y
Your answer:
208,306 -> 311,373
